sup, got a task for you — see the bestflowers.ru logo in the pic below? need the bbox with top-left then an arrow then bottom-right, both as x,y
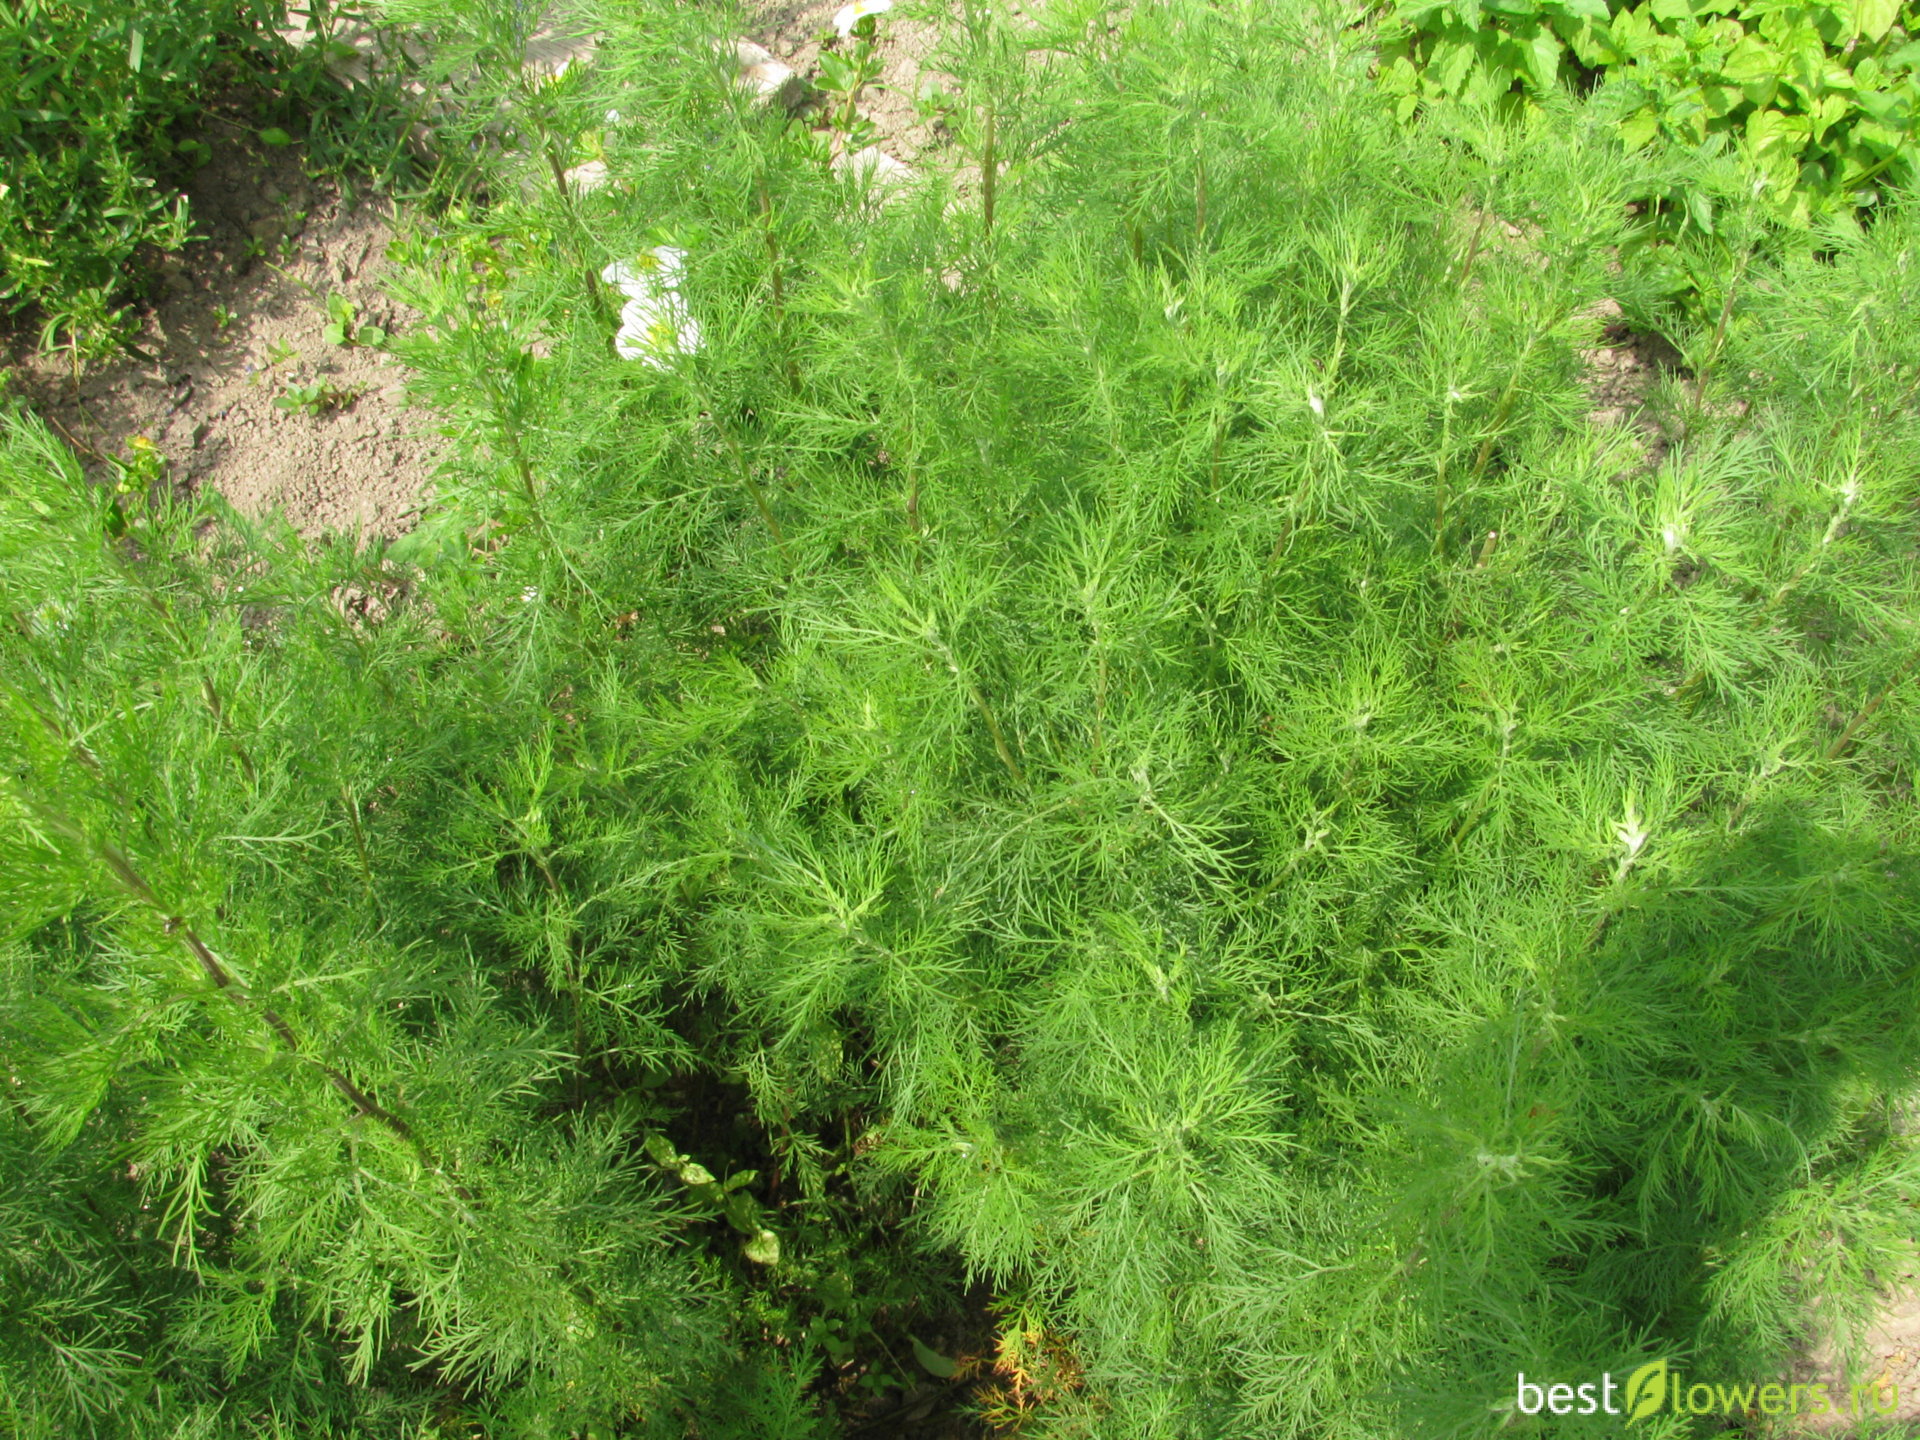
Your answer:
1515,1359 -> 1899,1424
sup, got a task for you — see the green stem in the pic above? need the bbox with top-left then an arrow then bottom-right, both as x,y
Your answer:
341,782 -> 380,917
758,171 -> 799,392
1194,147 -> 1207,240
540,135 -> 616,334
1822,649 -> 1919,763
1690,250 -> 1749,413
719,425 -> 790,561
928,631 -> 1025,786
32,789 -> 468,1204
1457,208 -> 1490,294
982,104 -> 997,241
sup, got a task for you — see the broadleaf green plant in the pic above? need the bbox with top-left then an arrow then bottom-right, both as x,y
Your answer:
1378,0 -> 1920,225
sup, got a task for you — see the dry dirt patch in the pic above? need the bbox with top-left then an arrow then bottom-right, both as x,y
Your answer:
5,127 -> 437,539
735,0 -> 953,166
1783,1249 -> 1920,1436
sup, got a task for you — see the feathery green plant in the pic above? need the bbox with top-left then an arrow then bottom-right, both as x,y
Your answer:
4,0 -> 1919,1435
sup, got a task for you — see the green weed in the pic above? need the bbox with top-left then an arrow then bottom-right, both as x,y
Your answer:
275,377 -> 356,413
0,0 -> 427,360
322,292 -> 387,347
1379,0 -> 1920,227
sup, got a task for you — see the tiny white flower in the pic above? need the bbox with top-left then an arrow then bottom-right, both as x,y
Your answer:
832,0 -> 893,37
1308,389 -> 1325,419
521,586 -> 540,603
601,247 -> 685,299
615,291 -> 701,369
605,108 -> 623,125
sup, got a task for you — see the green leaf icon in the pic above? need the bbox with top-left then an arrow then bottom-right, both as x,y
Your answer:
1623,1359 -> 1668,1426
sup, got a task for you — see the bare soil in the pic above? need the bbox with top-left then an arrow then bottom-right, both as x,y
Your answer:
1582,298 -> 1685,449
5,125 -> 436,539
1786,1248 -> 1920,1436
737,0 -> 953,167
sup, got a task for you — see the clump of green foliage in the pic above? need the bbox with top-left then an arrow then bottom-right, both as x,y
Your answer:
0,0 -> 272,352
323,291 -> 388,346
4,0 -> 1920,1436
0,0 -> 419,358
1379,0 -> 1920,224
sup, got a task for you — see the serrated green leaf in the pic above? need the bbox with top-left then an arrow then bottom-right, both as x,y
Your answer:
1607,4 -> 1653,57
643,1133 -> 679,1168
1685,186 -> 1714,235
1855,86 -> 1909,124
1850,117 -> 1903,153
1381,54 -> 1421,95
1809,90 -> 1849,140
1722,33 -> 1780,83
1618,107 -> 1661,146
1432,35 -> 1478,92
1701,82 -> 1739,115
722,1190 -> 759,1233
1525,26 -> 1564,89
